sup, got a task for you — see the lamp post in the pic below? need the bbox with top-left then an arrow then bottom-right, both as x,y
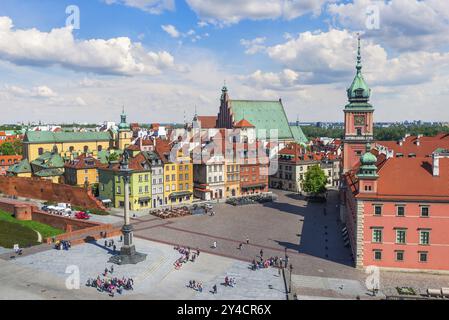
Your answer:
109,151 -> 147,265
289,264 -> 293,294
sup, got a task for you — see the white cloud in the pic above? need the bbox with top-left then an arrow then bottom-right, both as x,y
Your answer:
239,69 -> 304,90
0,16 -> 176,76
240,37 -> 266,55
328,0 -> 449,52
3,84 -> 57,99
161,24 -> 180,38
103,0 -> 175,14
264,28 -> 449,86
186,0 -> 332,25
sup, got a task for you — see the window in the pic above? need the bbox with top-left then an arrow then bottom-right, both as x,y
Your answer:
373,250 -> 382,260
185,165 -> 189,170
396,229 -> 407,244
179,165 -> 183,171
355,150 -> 362,157
419,230 -> 430,245
374,205 -> 382,216
145,174 -> 148,181
419,252 -> 428,263
171,174 -> 175,181
38,147 -> 44,155
172,165 -> 175,170
185,183 -> 189,190
145,186 -> 148,193
356,128 -> 362,136
139,186 -> 142,194
395,251 -> 404,262
185,173 -> 189,180
166,175 -> 170,182
83,145 -> 89,152
139,175 -> 142,182
420,206 -> 429,217
396,206 -> 405,217
372,228 -> 382,243
179,184 -> 183,191
116,186 -> 121,194
179,174 -> 183,180
171,184 -> 175,191
165,185 -> 169,191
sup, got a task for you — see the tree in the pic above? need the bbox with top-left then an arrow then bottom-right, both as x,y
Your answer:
106,152 -> 119,162
0,142 -> 15,155
302,165 -> 327,195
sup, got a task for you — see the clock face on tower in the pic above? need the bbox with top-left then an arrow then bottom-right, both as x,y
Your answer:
354,115 -> 365,126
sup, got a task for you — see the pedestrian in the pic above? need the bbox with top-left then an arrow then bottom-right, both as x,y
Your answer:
113,244 -> 116,252
260,249 -> 263,258
238,243 -> 243,250
104,240 -> 108,247
110,265 -> 114,274
213,284 -> 217,294
212,241 -> 217,249
120,235 -> 123,242
246,237 -> 249,244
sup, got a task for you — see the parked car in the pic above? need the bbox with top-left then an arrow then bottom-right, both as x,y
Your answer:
75,211 -> 90,220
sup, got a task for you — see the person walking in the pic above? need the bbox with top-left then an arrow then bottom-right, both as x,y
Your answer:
213,284 -> 217,294
238,243 -> 243,250
260,249 -> 264,258
246,237 -> 250,244
212,241 -> 217,249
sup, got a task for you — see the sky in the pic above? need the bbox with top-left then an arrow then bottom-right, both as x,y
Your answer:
0,0 -> 449,124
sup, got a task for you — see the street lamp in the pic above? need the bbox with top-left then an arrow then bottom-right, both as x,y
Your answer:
109,151 -> 147,265
289,264 -> 293,294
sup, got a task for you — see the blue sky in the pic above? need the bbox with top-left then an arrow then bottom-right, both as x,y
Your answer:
1,0 -> 449,124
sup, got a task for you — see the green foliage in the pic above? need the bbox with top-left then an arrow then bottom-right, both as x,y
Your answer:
106,152 -> 120,162
303,165 -> 327,195
301,124 -> 449,141
0,210 -> 64,239
0,220 -> 39,248
0,139 -> 22,155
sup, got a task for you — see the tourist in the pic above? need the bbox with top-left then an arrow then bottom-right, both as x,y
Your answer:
113,244 -> 117,252
213,284 -> 217,294
110,265 -> 114,274
246,237 -> 250,244
260,249 -> 264,258
238,243 -> 243,250
212,241 -> 217,249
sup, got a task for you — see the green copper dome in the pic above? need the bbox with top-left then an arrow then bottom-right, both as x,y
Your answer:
118,108 -> 130,131
347,36 -> 371,102
357,143 -> 378,178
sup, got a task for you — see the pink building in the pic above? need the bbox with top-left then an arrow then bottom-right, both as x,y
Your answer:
341,37 -> 449,272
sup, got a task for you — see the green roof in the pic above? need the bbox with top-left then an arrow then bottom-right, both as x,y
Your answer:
7,159 -> 31,174
23,131 -> 111,144
230,100 -> 293,140
34,168 -> 64,177
31,151 -> 65,168
97,149 -> 123,164
289,125 -> 308,145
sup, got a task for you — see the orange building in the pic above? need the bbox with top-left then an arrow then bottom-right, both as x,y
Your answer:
0,155 -> 22,175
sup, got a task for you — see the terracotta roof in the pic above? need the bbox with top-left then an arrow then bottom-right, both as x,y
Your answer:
64,154 -> 105,169
234,119 -> 255,128
376,133 -> 449,157
197,116 -> 217,129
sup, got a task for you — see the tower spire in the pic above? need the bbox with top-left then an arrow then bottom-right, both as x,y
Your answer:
356,33 -> 362,73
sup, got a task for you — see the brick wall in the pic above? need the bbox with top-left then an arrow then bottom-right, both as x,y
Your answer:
32,210 -> 100,232
0,176 -> 106,210
0,198 -> 35,220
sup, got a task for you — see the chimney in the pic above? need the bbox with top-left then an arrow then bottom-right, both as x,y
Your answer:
433,153 -> 440,177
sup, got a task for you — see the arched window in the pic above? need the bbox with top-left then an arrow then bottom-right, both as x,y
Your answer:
38,147 -> 44,155
97,145 -> 103,152
83,145 -> 89,153
69,146 -> 74,152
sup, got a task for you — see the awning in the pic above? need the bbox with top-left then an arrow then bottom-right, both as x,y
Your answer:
169,191 -> 193,198
101,199 -> 112,203
138,197 -> 151,202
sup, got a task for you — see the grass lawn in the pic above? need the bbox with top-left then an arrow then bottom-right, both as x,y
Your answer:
0,210 -> 64,239
0,220 -> 40,248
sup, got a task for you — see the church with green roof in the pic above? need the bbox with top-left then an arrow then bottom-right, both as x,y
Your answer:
216,86 -> 307,146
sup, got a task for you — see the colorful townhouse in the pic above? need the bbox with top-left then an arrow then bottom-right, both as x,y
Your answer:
98,152 -> 152,210
64,153 -> 106,187
156,140 -> 193,206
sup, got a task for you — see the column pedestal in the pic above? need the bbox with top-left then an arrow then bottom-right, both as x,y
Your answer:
108,224 -> 147,265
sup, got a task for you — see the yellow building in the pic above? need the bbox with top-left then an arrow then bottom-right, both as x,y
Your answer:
158,146 -> 193,206
64,154 -> 105,187
225,163 -> 241,198
23,131 -> 112,161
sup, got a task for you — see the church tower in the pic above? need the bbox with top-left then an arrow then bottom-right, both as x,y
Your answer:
117,108 -> 132,150
343,35 -> 374,173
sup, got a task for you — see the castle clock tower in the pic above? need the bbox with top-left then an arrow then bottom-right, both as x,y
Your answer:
343,36 -> 374,173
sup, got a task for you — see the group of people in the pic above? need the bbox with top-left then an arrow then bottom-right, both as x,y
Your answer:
104,239 -> 117,252
187,280 -> 203,292
224,276 -> 236,287
54,240 -> 71,250
251,255 -> 283,271
174,246 -> 200,269
86,265 -> 134,297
